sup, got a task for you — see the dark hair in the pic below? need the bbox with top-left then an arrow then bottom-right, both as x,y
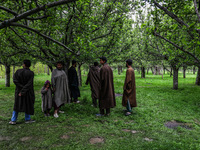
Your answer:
94,62 -> 98,66
23,60 -> 31,67
56,61 -> 64,66
126,59 -> 132,66
44,80 -> 51,87
99,56 -> 107,63
72,60 -> 77,65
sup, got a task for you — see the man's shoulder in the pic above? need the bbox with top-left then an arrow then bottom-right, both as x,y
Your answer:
127,67 -> 134,73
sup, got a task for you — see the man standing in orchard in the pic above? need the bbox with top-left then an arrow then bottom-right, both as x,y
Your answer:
122,59 -> 137,116
9,60 -> 35,125
85,62 -> 100,107
68,60 -> 80,103
97,56 -> 116,116
51,61 -> 71,118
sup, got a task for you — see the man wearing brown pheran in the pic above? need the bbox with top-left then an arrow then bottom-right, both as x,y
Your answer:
122,59 -> 137,116
97,56 -> 116,116
86,62 -> 100,107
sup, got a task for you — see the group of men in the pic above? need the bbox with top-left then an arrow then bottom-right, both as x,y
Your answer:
9,57 -> 137,124
86,56 -> 137,116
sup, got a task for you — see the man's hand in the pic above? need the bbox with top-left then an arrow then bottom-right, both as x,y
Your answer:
18,92 -> 22,96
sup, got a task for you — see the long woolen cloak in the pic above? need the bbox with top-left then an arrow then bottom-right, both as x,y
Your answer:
13,68 -> 35,115
86,65 -> 100,99
41,87 -> 52,112
99,64 -> 116,109
68,66 -> 80,99
51,69 -> 71,107
122,67 -> 137,107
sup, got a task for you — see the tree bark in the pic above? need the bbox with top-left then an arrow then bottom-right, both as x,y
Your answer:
151,67 -> 154,74
5,64 -> 10,87
183,65 -> 187,78
193,66 -> 196,74
170,67 -> 173,77
141,67 -> 145,78
147,68 -> 149,74
172,65 -> 179,90
47,66 -> 50,75
195,66 -> 200,85
78,64 -> 82,87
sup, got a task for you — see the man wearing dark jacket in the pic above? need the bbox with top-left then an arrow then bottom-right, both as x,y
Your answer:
97,56 -> 116,116
68,60 -> 80,103
9,60 -> 35,125
86,62 -> 100,107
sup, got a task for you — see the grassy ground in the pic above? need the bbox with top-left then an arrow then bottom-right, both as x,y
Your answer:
0,70 -> 200,150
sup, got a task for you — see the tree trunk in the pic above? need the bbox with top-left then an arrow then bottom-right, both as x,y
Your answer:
195,66 -> 200,85
170,67 -> 173,77
193,66 -> 196,74
78,64 -> 82,87
172,65 -> 179,90
147,68 -> 149,74
13,66 -> 15,78
63,60 -> 70,76
183,66 -> 187,78
5,64 -> 10,87
151,67 -> 154,74
141,67 -> 145,78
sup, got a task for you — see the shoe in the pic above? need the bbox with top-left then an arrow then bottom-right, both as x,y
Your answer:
74,101 -> 80,103
25,119 -> 35,123
125,112 -> 131,116
54,113 -> 59,118
9,121 -> 16,125
96,114 -> 104,117
58,110 -> 64,114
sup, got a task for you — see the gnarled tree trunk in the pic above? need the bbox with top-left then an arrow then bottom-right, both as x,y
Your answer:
141,66 -> 145,78
183,65 -> 187,78
195,66 -> 200,85
5,64 -> 10,87
193,66 -> 196,74
172,65 -> 179,90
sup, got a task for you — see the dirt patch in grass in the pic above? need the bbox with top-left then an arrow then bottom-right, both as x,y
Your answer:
60,134 -> 70,140
165,120 -> 192,130
144,137 -> 153,141
20,136 -> 32,141
0,136 -> 11,141
89,137 -> 104,144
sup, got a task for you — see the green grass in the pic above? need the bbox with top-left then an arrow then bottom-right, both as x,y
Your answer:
0,70 -> 200,150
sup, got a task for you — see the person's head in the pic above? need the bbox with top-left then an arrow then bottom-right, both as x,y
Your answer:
56,61 -> 63,70
72,60 -> 77,67
99,56 -> 107,65
94,62 -> 98,66
23,60 -> 31,68
44,80 -> 51,88
126,59 -> 132,67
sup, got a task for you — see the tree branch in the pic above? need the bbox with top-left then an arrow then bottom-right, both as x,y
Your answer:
153,31 -> 200,63
9,22 -> 76,55
194,0 -> 200,22
0,0 -> 77,29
